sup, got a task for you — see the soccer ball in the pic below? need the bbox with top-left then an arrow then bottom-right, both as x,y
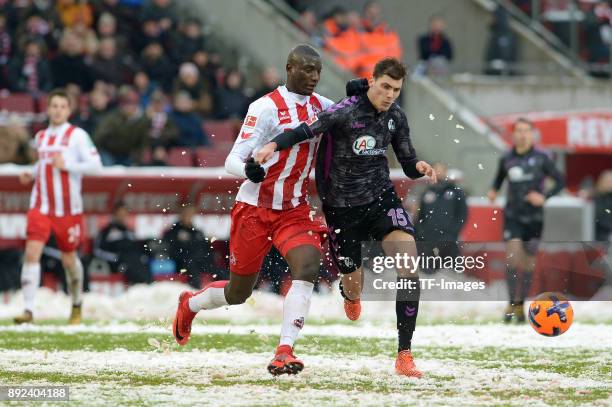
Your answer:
528,292 -> 573,336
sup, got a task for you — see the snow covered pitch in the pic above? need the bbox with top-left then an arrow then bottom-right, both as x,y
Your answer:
1,283 -> 610,406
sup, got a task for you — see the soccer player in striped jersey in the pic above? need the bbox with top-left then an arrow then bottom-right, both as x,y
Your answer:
14,89 -> 103,325
172,45 -> 334,375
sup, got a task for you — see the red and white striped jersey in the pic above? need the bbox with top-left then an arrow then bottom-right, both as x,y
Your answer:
29,122 -> 102,217
227,85 -> 334,210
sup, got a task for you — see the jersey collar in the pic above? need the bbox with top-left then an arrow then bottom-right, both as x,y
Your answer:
279,85 -> 310,104
47,122 -> 70,134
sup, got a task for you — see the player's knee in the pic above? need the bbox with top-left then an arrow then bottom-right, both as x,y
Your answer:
225,288 -> 252,305
24,252 -> 39,264
294,257 -> 320,283
60,254 -> 76,270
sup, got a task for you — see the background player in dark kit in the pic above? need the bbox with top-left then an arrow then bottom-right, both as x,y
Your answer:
488,118 -> 564,322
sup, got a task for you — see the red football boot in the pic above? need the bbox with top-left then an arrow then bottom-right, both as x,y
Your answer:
173,291 -> 197,346
343,298 -> 361,321
267,345 -> 304,376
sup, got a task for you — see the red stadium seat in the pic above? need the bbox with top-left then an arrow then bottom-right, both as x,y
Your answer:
204,121 -> 237,143
0,93 -> 34,113
194,147 -> 226,167
168,147 -> 194,167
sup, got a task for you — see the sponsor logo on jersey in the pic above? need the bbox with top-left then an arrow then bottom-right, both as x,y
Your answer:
240,131 -> 252,140
277,108 -> 291,124
306,115 -> 318,126
244,115 -> 257,128
352,135 -> 386,156
508,166 -> 534,182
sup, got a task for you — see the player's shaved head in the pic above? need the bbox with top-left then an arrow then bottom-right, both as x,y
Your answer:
287,44 -> 320,65
286,44 -> 322,96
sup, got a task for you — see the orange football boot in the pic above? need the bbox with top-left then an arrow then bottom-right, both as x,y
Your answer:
173,291 -> 197,345
343,298 -> 361,321
395,350 -> 423,378
267,345 -> 304,376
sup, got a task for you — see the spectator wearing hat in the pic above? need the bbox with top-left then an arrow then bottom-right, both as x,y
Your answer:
93,87 -> 151,166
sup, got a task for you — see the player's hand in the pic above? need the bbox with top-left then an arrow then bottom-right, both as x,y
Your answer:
254,143 -> 277,164
19,172 -> 34,185
346,78 -> 369,96
416,161 -> 437,183
245,157 -> 265,183
51,154 -> 66,170
487,189 -> 497,203
526,191 -> 546,207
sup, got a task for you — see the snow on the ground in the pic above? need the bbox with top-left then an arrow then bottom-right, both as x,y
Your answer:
1,348 -> 609,407
1,281 -> 610,324
2,322 -> 611,350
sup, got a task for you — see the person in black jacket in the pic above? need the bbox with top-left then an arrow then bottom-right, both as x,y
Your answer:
484,6 -> 518,76
8,40 -> 53,93
594,170 -> 612,242
93,201 -> 151,284
417,15 -> 453,75
415,163 -> 467,272
162,204 -> 214,288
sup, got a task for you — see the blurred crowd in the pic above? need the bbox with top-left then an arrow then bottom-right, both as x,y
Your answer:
0,0 -> 272,166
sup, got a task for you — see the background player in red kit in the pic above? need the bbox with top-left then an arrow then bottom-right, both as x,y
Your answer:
14,89 -> 103,325
172,45 -> 334,375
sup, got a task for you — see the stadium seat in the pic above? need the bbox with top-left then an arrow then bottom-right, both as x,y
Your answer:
204,121 -> 237,143
194,147 -> 226,167
0,93 -> 34,113
168,147 -> 194,167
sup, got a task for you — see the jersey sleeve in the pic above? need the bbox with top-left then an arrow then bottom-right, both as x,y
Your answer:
225,99 -> 273,177
65,128 -> 103,174
391,112 -> 422,179
306,96 -> 352,135
541,153 -> 565,198
492,155 -> 507,191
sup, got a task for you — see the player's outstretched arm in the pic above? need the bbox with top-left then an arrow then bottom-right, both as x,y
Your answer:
255,122 -> 314,164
